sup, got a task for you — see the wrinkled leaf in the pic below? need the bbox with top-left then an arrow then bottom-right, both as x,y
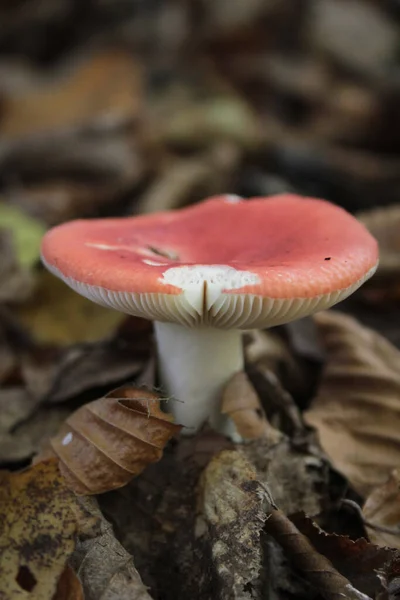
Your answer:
221,371 -> 282,441
363,469 -> 400,550
304,310 -> 400,497
0,202 -> 45,269
51,385 -> 182,494
0,459 -> 82,599
70,497 -> 152,600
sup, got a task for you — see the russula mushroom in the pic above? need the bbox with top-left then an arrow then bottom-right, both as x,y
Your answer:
41,194 -> 378,438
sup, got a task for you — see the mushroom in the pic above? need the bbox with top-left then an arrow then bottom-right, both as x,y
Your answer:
41,194 -> 378,438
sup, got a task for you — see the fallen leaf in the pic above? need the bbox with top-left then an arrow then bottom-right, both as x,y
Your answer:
0,459 -> 82,599
0,229 -> 35,303
304,310 -> 400,497
162,95 -> 259,149
221,371 -> 282,441
52,565 -> 84,600
0,202 -> 45,269
264,506 -> 376,600
98,432 -> 232,600
50,385 -> 182,494
0,121 -> 142,185
1,49 -> 141,137
70,497 -> 152,600
358,204 -> 400,302
0,387 -> 40,432
15,270 -> 124,346
136,144 -> 240,214
244,328 -> 312,431
0,406 -> 70,464
291,512 -> 394,599
243,437 -> 324,517
363,469 -> 400,549
310,0 -> 398,75
197,449 -> 267,598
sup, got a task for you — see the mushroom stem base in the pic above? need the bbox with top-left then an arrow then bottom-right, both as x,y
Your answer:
154,322 -> 243,439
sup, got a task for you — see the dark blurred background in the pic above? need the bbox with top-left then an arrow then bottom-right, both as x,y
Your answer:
1,0 -> 400,220
1,0 -> 400,352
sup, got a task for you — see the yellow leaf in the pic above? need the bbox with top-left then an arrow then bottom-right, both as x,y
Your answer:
0,459 -> 81,600
15,270 -> 124,345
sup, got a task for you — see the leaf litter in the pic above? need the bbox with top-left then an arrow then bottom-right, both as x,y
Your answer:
1,1 -> 400,599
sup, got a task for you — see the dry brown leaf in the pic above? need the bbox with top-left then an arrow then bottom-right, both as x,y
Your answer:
197,449 -> 267,598
358,205 -> 400,302
70,497 -> 152,600
0,459 -> 84,599
265,507 -> 374,600
290,512 -> 394,599
304,310 -> 400,497
221,371 -> 282,441
363,469 -> 400,549
1,49 -> 141,137
50,385 -> 182,495
52,565 -> 84,600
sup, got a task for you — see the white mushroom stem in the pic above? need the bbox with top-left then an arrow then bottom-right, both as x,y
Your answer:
154,321 -> 243,438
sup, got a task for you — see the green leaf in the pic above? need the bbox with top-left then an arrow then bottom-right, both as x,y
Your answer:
0,203 -> 46,269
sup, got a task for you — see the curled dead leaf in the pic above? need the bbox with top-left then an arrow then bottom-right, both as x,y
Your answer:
304,310 -> 400,497
363,469 -> 400,550
0,459 -> 84,600
221,371 -> 282,441
50,385 -> 182,495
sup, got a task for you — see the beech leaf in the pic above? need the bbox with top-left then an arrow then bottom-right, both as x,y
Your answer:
221,371 -> 282,441
304,310 -> 400,497
50,385 -> 182,495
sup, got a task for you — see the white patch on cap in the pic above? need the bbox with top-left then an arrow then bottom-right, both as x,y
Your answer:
224,195 -> 243,204
160,265 -> 260,314
62,432 -> 73,446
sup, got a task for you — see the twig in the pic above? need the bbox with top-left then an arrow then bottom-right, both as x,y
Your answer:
342,499 -> 400,537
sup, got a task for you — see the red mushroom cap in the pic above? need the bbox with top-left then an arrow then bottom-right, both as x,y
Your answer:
41,195 -> 378,328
